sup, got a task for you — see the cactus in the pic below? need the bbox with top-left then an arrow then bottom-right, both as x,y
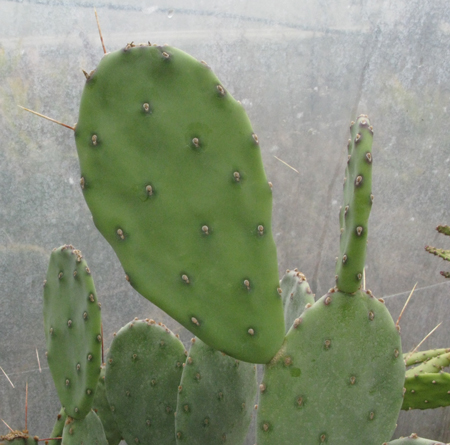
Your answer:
47,407 -> 66,445
403,350 -> 450,410
105,319 -> 186,444
257,116 -> 405,444
43,245 -> 102,419
61,410 -> 108,445
385,433 -> 448,444
73,43 -> 284,364
91,366 -> 122,445
335,116 -> 373,293
425,225 -> 450,278
175,337 -> 257,444
18,18 -> 419,442
404,349 -> 450,367
279,269 -> 315,333
257,289 -> 404,444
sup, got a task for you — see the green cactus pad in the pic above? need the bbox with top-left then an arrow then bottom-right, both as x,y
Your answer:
175,337 -> 257,444
43,245 -> 102,419
74,43 -> 284,363
280,269 -> 315,333
47,407 -> 66,445
402,372 -> 450,410
105,319 -> 186,444
257,289 -> 404,445
386,434 -> 447,444
335,115 -> 374,293
406,351 -> 450,377
61,411 -> 108,445
404,349 -> 450,367
92,366 -> 122,445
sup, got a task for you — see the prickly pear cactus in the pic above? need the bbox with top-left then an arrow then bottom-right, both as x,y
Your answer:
175,337 -> 257,444
74,43 -> 284,363
404,349 -> 450,367
426,225 -> 450,278
43,245 -> 102,419
47,407 -> 66,445
279,269 -> 315,333
403,349 -> 450,410
257,289 -> 405,445
405,350 -> 450,376
62,410 -> 108,445
105,319 -> 186,444
385,433 -> 448,444
335,115 -> 373,293
92,366 -> 122,445
403,372 -> 450,410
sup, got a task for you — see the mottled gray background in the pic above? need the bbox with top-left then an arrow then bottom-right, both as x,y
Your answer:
1,0 -> 450,443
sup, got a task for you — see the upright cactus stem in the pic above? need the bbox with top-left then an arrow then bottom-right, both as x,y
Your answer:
336,115 -> 374,294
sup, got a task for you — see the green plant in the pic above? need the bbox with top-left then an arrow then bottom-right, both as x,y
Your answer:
10,26 -> 429,445
256,117 -> 405,445
425,225 -> 450,278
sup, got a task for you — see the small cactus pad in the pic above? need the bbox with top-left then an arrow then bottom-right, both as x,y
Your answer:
62,411 -> 108,445
43,245 -> 102,419
279,269 -> 315,333
404,349 -> 450,367
91,366 -> 122,445
402,372 -> 450,410
47,407 -> 66,445
105,319 -> 186,444
425,225 -> 450,277
335,115 -> 373,293
405,350 -> 450,377
74,43 -> 284,363
385,434 -> 447,444
175,337 -> 257,444
257,290 -> 404,445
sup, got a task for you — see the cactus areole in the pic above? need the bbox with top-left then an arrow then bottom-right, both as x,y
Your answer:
74,43 -> 285,364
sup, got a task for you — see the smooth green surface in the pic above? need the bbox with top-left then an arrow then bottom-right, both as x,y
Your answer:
335,116 -> 373,293
92,366 -> 122,445
280,269 -> 315,333
175,337 -> 257,444
61,411 -> 108,445
403,372 -> 450,410
43,245 -> 102,419
257,290 -> 405,445
75,44 -> 284,363
105,319 -> 186,445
